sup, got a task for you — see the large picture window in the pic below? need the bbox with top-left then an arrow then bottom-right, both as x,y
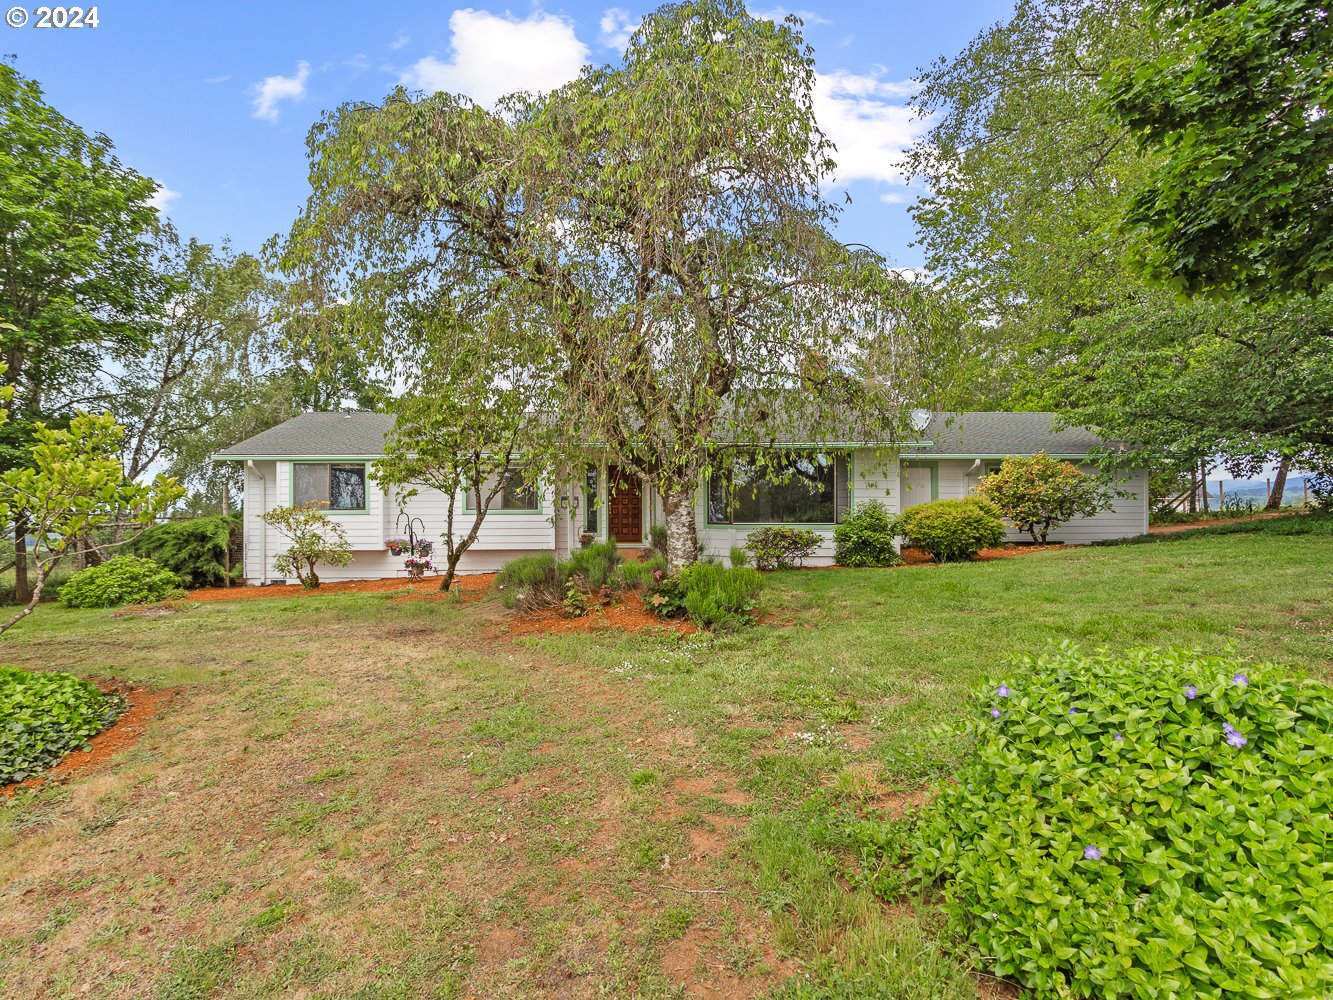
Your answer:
464,467 -> 541,512
708,452 -> 849,525
293,463 -> 367,511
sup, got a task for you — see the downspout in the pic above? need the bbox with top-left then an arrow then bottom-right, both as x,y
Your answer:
246,461 -> 268,584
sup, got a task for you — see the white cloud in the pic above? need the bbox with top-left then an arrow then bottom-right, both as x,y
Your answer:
389,30 -> 410,50
204,74 -> 230,84
345,52 -> 371,73
400,10 -> 589,107
250,60 -> 310,123
879,191 -> 908,204
149,183 -> 180,213
599,7 -> 639,50
813,69 -> 922,186
749,6 -> 831,25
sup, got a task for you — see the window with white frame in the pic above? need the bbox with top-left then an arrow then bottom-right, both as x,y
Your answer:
292,463 -> 367,511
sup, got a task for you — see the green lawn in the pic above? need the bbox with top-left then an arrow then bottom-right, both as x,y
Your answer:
0,527 -> 1329,998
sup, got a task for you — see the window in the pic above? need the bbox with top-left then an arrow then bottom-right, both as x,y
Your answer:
464,467 -> 541,512
584,465 -> 599,534
293,463 -> 367,511
982,461 -> 1003,477
708,452 -> 849,524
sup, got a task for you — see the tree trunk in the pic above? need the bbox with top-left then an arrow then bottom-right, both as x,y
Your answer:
1266,457 -> 1290,511
1200,460 -> 1210,512
0,560 -> 47,635
662,485 -> 699,572
13,516 -> 31,605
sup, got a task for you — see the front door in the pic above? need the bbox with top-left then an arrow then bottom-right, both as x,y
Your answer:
607,467 -> 643,544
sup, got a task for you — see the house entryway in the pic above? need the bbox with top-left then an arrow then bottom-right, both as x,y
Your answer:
607,467 -> 643,544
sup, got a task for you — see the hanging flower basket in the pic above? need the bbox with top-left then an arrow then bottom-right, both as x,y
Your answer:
404,555 -> 433,578
385,537 -> 410,556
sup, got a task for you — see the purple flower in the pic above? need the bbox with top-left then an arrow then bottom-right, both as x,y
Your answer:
990,707 -> 1002,719
1069,707 -> 1078,716
1233,673 -> 1249,688
1112,733 -> 1123,742
1184,685 -> 1198,700
996,685 -> 1011,698
1083,845 -> 1102,861
1222,722 -> 1248,748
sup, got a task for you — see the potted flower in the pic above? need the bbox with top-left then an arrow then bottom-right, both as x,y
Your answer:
404,555 -> 433,578
384,537 -> 410,556
579,532 -> 595,548
413,539 -> 434,558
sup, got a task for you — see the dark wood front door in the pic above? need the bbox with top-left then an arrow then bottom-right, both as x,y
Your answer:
607,468 -> 643,544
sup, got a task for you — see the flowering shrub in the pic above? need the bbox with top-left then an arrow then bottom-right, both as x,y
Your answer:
910,646 -> 1333,999
833,500 -> 901,567
896,497 -> 1006,561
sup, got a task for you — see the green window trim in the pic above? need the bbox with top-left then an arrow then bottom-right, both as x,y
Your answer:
462,467 -> 543,514
289,461 -> 371,514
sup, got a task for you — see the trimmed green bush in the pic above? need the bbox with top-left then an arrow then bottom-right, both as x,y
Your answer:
833,500 -> 901,567
745,526 -> 823,570
614,555 -> 666,590
911,647 -> 1333,999
58,555 -> 186,609
0,666 -> 126,783
896,497 -> 1006,562
130,514 -> 240,588
564,540 -> 621,590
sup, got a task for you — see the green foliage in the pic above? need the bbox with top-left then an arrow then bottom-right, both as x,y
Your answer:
746,526 -> 823,571
974,453 -> 1116,543
564,540 -> 621,590
912,646 -> 1333,999
647,525 -> 669,560
1108,511 -> 1333,545
260,503 -> 353,589
728,545 -> 751,568
0,665 -> 125,783
612,555 -> 666,591
495,554 -> 562,611
832,500 -> 902,567
562,583 -> 589,619
645,562 -> 762,631
1107,0 -> 1333,297
58,555 -> 185,609
896,498 -> 1006,562
130,514 -> 240,588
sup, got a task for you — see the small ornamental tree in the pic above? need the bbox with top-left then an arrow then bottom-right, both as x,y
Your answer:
0,412 -> 184,634
260,502 -> 352,588
975,452 -> 1116,543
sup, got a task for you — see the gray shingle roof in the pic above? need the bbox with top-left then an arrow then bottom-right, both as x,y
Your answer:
213,409 -> 1112,460
903,412 -> 1110,457
213,411 -> 397,459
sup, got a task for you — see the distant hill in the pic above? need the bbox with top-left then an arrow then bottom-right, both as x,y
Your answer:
1217,478 -> 1313,504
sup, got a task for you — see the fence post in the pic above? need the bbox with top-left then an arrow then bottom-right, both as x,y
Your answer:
1218,481 -> 1223,509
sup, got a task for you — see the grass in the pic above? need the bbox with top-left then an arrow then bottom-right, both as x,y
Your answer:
0,525 -> 1329,997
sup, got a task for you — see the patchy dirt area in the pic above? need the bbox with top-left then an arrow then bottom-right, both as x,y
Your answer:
502,599 -> 696,638
2,684 -> 178,798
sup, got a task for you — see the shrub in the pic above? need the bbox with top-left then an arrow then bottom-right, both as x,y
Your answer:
564,540 -> 621,590
495,553 -> 563,610
58,555 -> 185,608
911,647 -> 1333,999
645,562 -> 762,630
260,503 -> 353,589
130,513 -> 241,588
896,497 -> 1006,562
745,526 -> 823,570
728,545 -> 751,568
0,666 -> 126,783
614,555 -> 666,590
833,500 -> 901,567
974,452 -> 1117,543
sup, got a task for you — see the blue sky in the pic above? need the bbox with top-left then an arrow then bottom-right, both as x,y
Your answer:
7,1 -> 1012,264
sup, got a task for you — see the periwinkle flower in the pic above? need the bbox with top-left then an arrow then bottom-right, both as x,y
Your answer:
990,707 -> 1002,719
1069,707 -> 1078,716
997,684 -> 1011,698
1112,733 -> 1123,742
1083,845 -> 1102,861
1233,673 -> 1249,688
1222,722 -> 1248,748
1184,685 -> 1198,700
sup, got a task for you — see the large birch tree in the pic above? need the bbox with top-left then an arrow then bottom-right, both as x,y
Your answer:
275,0 -> 946,569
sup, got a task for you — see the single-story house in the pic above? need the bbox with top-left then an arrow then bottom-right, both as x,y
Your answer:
213,410 -> 1149,584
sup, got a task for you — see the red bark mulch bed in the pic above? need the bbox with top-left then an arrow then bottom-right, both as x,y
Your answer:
501,599 -> 696,638
1,683 -> 179,797
188,573 -> 497,602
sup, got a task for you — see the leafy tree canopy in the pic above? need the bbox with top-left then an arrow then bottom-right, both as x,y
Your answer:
1107,0 -> 1333,298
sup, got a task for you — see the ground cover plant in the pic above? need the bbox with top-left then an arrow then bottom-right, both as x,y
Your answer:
897,497 -> 1007,562
0,666 -> 126,783
0,529 -> 1328,997
57,556 -> 185,609
910,646 -> 1333,998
